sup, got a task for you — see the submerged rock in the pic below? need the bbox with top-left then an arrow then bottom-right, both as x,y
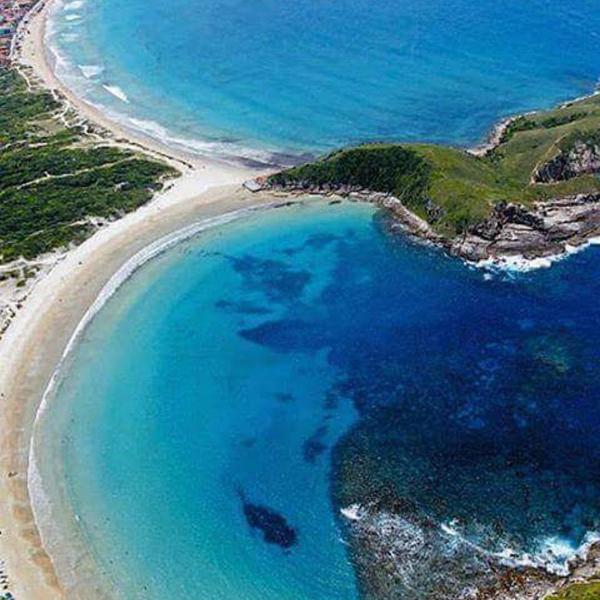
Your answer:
303,424 -> 328,464
238,489 -> 298,550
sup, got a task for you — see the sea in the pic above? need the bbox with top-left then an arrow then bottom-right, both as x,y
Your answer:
34,0 -> 600,598
47,0 -> 600,163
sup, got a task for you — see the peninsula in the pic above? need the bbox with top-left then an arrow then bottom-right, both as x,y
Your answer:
0,0 -> 600,599
249,92 -> 600,267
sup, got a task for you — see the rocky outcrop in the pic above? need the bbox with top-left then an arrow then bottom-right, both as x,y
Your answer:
340,502 -> 600,600
534,140 -> 600,183
453,193 -> 600,262
244,177 -> 442,242
244,178 -> 600,265
342,504 -> 559,600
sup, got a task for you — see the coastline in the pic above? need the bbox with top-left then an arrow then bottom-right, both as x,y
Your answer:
12,0 -> 295,169
27,197 -> 302,600
2,0 -> 600,598
0,0 -> 278,597
0,182 -> 290,599
14,0 -> 264,178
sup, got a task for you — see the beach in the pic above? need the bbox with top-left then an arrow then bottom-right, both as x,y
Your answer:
13,0 -> 260,177
3,0 -> 600,597
0,0 -> 276,597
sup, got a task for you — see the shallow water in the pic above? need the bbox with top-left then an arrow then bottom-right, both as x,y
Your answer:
36,200 -> 600,598
48,0 -> 600,161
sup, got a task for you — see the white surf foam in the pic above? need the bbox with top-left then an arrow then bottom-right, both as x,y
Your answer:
126,116 -> 280,164
340,503 -> 365,521
60,32 -> 80,42
64,0 -> 85,10
64,13 -> 82,22
43,0 -> 295,167
102,84 -> 129,103
476,236 -> 600,274
440,519 -> 600,577
492,532 -> 600,576
78,64 -> 103,79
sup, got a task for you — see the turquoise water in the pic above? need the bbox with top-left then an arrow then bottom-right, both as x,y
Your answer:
38,202 -> 367,599
49,0 -> 600,161
38,200 -> 600,598
38,0 -> 600,596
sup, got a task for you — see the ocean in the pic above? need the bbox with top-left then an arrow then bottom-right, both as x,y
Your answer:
34,200 -> 600,598
47,0 -> 600,163
34,0 -> 600,597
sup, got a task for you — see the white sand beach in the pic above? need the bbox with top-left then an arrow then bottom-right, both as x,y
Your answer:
0,1 -> 278,597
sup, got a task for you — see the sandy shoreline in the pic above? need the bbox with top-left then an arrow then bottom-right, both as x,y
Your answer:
13,0 -> 262,178
0,183 -> 287,599
0,0 -> 279,597
3,0 -> 600,597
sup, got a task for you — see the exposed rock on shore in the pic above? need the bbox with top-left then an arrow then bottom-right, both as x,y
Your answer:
339,501 -> 600,600
534,140 -> 600,183
450,193 -> 600,262
244,91 -> 600,269
245,177 -> 600,265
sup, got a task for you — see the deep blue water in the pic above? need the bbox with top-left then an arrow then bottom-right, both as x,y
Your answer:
37,201 -> 600,598
49,0 -> 600,161
38,0 -> 600,594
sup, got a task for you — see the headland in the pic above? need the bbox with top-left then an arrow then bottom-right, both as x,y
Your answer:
0,0 -> 600,599
248,91 -> 600,270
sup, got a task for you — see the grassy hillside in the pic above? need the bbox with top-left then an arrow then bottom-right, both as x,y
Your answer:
0,68 -> 177,263
269,92 -> 600,235
548,582 -> 600,599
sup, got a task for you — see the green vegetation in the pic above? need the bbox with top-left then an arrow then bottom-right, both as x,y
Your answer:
269,144 -> 431,212
557,127 -> 600,152
269,92 -> 600,235
0,68 -> 177,263
500,111 -> 588,143
548,582 -> 600,599
0,70 -> 60,144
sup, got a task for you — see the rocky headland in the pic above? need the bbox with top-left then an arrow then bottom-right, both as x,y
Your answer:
246,182 -> 600,265
246,92 -> 600,268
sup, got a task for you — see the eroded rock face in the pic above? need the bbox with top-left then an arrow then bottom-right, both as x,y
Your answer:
245,178 -> 600,264
453,194 -> 600,262
534,140 -> 600,183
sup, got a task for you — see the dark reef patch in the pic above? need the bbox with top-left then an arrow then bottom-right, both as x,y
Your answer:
281,232 -> 340,256
275,392 -> 295,404
215,299 -> 272,315
302,232 -> 340,251
239,318 -> 331,352
227,254 -> 311,303
303,424 -> 328,464
223,213 -> 600,597
323,388 -> 342,411
237,489 -> 298,551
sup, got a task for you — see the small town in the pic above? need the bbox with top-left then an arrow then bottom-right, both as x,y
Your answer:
0,0 -> 36,65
